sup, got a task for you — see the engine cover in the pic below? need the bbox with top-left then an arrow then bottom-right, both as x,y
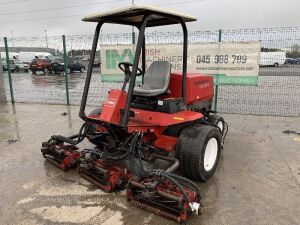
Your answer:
166,73 -> 214,105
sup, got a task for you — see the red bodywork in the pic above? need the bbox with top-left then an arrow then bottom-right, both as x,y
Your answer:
166,73 -> 214,104
88,72 -> 214,152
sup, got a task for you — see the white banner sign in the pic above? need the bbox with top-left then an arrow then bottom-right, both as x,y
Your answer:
101,41 -> 261,77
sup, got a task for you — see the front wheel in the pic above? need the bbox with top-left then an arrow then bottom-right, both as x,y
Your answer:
176,125 -> 222,181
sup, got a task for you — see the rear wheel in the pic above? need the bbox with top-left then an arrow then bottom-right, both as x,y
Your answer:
86,108 -> 103,146
176,125 -> 222,181
207,114 -> 225,134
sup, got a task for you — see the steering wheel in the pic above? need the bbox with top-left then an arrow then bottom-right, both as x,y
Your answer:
118,62 -> 142,76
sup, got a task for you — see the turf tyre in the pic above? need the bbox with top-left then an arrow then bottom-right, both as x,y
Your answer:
176,125 -> 222,181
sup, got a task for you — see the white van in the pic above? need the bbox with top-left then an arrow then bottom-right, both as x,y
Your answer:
260,52 -> 286,66
18,52 -> 53,64
0,52 -> 19,60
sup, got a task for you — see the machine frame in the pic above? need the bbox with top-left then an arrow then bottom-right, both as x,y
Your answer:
79,5 -> 194,127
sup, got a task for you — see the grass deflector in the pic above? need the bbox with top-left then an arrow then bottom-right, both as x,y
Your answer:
41,5 -> 228,223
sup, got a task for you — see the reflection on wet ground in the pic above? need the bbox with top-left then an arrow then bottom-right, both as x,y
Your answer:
0,103 -> 299,225
0,70 -> 122,106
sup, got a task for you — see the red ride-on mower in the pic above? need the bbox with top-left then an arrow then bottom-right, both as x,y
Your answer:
41,5 -> 228,223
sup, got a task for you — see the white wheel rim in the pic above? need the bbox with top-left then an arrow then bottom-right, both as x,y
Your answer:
203,138 -> 218,171
217,121 -> 223,132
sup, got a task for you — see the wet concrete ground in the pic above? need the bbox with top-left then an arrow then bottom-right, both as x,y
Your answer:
0,103 -> 300,225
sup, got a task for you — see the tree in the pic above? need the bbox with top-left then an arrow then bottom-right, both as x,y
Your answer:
291,44 -> 300,53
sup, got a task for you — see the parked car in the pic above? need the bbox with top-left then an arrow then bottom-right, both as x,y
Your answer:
11,59 -> 29,72
1,59 -> 16,72
285,58 -> 300,65
82,55 -> 100,67
51,58 -> 85,74
29,59 -> 52,74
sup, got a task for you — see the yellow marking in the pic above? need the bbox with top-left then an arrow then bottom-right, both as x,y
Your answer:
173,117 -> 184,121
294,137 -> 300,142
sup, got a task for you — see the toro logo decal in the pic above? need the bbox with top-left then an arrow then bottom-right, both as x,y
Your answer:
106,99 -> 117,106
194,80 -> 209,89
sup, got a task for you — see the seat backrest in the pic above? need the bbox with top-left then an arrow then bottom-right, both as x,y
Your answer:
143,61 -> 171,89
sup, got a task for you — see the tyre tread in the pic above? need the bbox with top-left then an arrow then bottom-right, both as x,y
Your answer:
176,125 -> 221,181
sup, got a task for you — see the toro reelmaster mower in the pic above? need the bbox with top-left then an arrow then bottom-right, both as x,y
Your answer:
41,5 -> 228,223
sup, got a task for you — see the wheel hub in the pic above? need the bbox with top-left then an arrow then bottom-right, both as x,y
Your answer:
203,138 -> 218,171
217,121 -> 224,132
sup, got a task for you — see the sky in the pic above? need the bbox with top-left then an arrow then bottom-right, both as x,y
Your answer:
0,0 -> 300,38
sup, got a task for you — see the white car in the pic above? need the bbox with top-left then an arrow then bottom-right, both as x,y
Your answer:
11,59 -> 29,72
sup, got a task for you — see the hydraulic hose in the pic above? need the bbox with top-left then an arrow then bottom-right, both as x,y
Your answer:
51,135 -> 78,145
81,130 -> 201,206
82,132 -> 135,161
126,131 -> 201,205
148,169 -> 191,204
168,173 -> 201,200
51,122 -> 91,145
128,132 -> 150,178
83,148 -> 129,161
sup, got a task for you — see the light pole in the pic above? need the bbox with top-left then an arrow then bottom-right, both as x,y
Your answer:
45,29 -> 49,49
10,30 -> 14,48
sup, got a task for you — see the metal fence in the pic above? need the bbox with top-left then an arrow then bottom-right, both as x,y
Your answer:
1,27 -> 300,117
